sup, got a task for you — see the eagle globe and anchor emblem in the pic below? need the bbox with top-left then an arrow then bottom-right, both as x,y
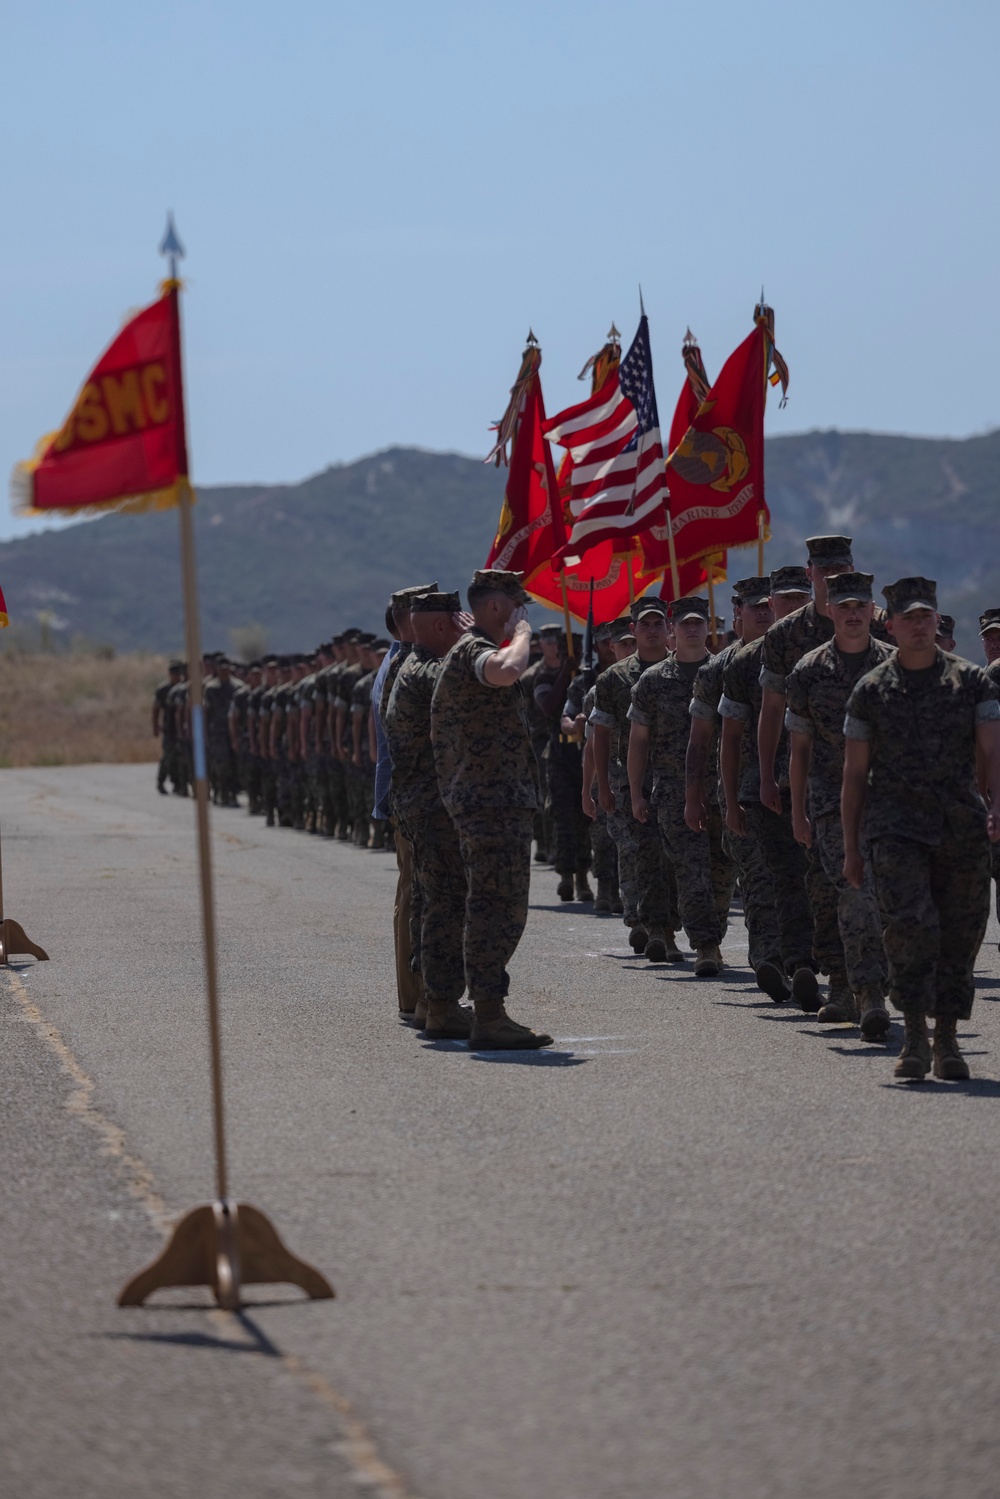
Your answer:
671,408 -> 750,493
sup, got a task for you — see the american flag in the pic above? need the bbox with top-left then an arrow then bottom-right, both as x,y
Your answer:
543,315 -> 669,558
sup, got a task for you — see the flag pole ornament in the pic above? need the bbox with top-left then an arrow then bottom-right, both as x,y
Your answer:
12,220 -> 333,1308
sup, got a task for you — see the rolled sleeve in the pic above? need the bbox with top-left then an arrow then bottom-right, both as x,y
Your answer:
759,667 -> 787,694
975,699 -> 1000,723
785,709 -> 813,736
843,713 -> 872,740
473,650 -> 498,686
719,694 -> 750,722
689,698 -> 716,722
627,704 -> 649,727
589,707 -> 614,728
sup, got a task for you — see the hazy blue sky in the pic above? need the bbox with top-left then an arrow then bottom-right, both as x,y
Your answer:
3,1 -> 997,539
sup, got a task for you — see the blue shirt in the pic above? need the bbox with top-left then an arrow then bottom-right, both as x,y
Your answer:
370,641 -> 400,820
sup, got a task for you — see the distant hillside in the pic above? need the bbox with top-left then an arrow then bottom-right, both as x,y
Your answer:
2,432 -> 999,657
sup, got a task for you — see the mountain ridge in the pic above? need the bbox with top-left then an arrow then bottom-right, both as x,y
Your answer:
2,429 -> 998,657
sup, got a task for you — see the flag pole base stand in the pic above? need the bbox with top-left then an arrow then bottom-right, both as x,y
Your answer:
0,918 -> 49,964
117,1199 -> 335,1310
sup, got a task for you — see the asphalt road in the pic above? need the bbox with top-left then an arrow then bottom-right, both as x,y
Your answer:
3,764 -> 1000,1499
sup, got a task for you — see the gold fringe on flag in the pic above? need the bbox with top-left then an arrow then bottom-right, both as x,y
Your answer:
486,333 -> 542,467
754,302 -> 789,407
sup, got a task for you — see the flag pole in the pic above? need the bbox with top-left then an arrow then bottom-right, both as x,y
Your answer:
559,571 -> 576,660
707,559 -> 718,651
666,515 -> 681,599
757,509 -> 765,575
118,220 -> 333,1310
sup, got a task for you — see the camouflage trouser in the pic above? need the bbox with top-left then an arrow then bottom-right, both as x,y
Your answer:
871,827 -> 990,1019
158,733 -> 174,790
409,809 -> 466,1004
454,808 -> 533,1004
655,788 -> 734,948
328,758 -> 349,834
171,741 -> 191,794
209,740 -> 238,804
812,813 -> 887,992
591,811 -> 618,886
548,749 -> 592,877
725,824 -> 781,972
745,793 -> 815,973
532,736 -> 553,856
261,759 -> 277,820
606,771 -> 679,930
805,837 -> 844,976
239,751 -> 262,812
276,757 -> 294,824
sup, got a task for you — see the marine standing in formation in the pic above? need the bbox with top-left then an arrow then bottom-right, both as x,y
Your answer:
148,542 -> 1000,1079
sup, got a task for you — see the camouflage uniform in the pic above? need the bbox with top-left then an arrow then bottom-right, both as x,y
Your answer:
760,596 -> 891,975
336,658 -> 366,840
582,680 -> 618,893
521,655 -> 559,859
629,654 -> 734,947
845,650 -> 999,1018
690,643 -> 780,971
543,667 -> 592,883
296,668 -> 321,832
350,668 -> 377,847
166,679 -> 190,795
722,637 -> 814,973
153,677 -> 176,792
203,673 -> 238,806
385,646 -> 465,1008
986,656 -> 1000,919
230,679 -> 259,812
590,652 -> 679,933
785,635 -> 894,992
245,676 -> 268,815
431,628 -> 538,1008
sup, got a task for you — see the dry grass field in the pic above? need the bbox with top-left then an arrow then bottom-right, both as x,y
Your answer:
0,652 -> 167,767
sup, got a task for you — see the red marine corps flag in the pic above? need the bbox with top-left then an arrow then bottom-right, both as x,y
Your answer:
13,282 -> 189,516
659,301 -> 788,571
484,333 -> 567,576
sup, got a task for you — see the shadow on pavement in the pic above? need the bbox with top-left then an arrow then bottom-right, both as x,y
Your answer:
878,1077 -> 1000,1097
470,1050 -> 587,1067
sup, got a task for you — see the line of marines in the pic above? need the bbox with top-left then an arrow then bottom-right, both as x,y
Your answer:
152,534 -> 1000,1078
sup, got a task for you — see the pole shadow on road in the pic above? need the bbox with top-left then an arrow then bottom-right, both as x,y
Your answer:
877,1077 -> 1000,1097
98,1309 -> 286,1351
418,1039 -> 587,1066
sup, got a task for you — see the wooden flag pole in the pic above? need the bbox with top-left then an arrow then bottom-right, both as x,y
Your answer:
666,516 -> 681,600
559,571 -> 576,660
757,510 -> 766,575
707,560 -> 719,651
117,224 -> 332,1311
0,819 -> 49,965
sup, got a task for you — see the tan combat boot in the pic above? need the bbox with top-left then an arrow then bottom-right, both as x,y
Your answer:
817,972 -> 859,1024
858,985 -> 891,1042
644,928 -> 668,962
894,1010 -> 931,1080
468,1000 -> 554,1052
663,931 -> 684,963
423,998 -> 474,1040
575,872 -> 595,902
627,923 -> 649,953
556,876 -> 574,902
594,880 -> 615,913
694,944 -> 722,978
932,1014 -> 970,1080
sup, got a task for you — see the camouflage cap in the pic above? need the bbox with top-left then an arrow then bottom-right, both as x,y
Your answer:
468,568 -> 531,605
806,535 -> 854,567
410,589 -> 462,614
356,632 -> 377,645
537,622 -> 564,638
936,614 -> 956,636
669,595 -> 711,622
341,627 -> 363,642
391,582 -> 439,608
979,608 -> 1000,635
769,564 -> 812,596
827,571 -> 874,605
730,576 -> 760,604
738,576 -> 774,607
372,638 -> 392,651
882,576 -> 938,615
630,596 -> 669,623
168,659 -> 184,672
262,654 -> 280,666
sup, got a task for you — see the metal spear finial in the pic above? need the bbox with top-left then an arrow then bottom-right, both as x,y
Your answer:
159,213 -> 186,280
